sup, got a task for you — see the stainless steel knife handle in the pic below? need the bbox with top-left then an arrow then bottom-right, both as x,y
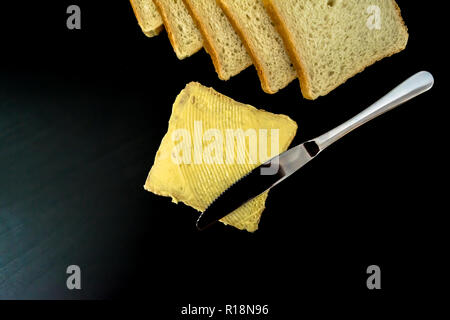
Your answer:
314,71 -> 434,151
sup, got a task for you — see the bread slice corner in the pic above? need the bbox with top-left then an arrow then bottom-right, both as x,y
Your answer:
153,0 -> 203,59
182,0 -> 253,81
218,0 -> 297,94
263,0 -> 409,99
130,0 -> 164,37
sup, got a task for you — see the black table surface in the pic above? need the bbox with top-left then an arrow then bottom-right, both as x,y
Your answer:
0,0 -> 447,312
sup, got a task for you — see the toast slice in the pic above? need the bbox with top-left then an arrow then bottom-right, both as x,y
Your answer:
130,0 -> 163,37
218,0 -> 297,94
154,0 -> 203,59
145,82 -> 297,232
263,0 -> 409,99
183,0 -> 253,80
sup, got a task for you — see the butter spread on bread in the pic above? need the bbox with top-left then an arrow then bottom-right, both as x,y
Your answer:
145,82 -> 297,231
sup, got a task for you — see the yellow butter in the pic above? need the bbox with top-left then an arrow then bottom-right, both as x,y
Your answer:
145,82 -> 297,232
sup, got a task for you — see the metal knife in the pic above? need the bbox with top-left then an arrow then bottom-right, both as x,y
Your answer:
196,71 -> 434,231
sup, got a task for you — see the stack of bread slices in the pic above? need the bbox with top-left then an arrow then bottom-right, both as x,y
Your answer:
130,0 -> 408,99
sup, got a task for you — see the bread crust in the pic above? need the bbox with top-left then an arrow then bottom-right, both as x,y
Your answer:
129,0 -> 163,38
219,0 -> 296,94
318,0 -> 409,98
143,25 -> 164,37
182,0 -> 223,78
392,0 -> 409,40
183,0 -> 252,81
153,0 -> 183,58
154,0 -> 203,60
263,0 -> 409,100
316,0 -> 409,98
218,0 -> 276,93
262,0 -> 313,99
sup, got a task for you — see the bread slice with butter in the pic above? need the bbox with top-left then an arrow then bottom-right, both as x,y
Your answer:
182,0 -> 253,80
153,0 -> 203,59
218,0 -> 297,94
130,0 -> 164,37
263,0 -> 409,99
145,82 -> 297,232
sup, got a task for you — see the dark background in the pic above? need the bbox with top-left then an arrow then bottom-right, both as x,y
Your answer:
0,0 -> 447,314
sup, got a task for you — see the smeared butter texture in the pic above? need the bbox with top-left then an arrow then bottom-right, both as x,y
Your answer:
145,82 -> 297,231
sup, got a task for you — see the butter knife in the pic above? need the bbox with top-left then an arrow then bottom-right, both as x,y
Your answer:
197,71 -> 434,230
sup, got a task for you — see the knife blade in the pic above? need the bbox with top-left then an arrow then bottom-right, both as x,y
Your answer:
196,142 -> 319,230
196,71 -> 434,231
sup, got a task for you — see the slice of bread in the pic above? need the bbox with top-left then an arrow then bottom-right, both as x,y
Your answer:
263,0 -> 409,99
218,0 -> 297,94
183,0 -> 253,80
154,0 -> 203,59
145,82 -> 297,232
130,0 -> 163,37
